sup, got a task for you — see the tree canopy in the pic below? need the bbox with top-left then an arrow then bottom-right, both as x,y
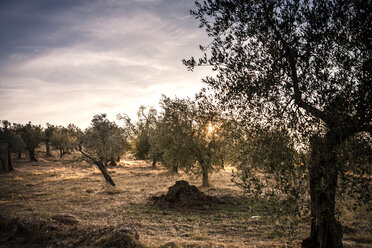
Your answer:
184,0 -> 371,247
18,122 -> 44,162
80,114 -> 129,167
152,94 -> 226,187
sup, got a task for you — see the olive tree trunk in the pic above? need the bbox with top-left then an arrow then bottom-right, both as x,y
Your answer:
172,164 -> 178,173
7,151 -> 13,171
46,142 -> 51,156
28,148 -> 37,162
79,146 -> 115,186
109,157 -> 117,166
302,135 -> 343,248
95,161 -> 115,186
200,160 -> 210,187
0,143 -> 11,172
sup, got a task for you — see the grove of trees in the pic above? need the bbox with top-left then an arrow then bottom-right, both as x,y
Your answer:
0,1 -> 370,247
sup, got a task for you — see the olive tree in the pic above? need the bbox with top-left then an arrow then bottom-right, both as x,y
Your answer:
79,114 -> 129,186
184,0 -> 371,247
50,125 -> 79,158
154,95 -> 226,187
118,106 -> 161,168
152,96 -> 196,174
0,121 -> 18,171
19,122 -> 44,162
44,123 -> 56,157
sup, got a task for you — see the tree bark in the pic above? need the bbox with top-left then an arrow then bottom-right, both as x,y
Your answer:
95,161 -> 115,186
0,143 -> 11,172
0,157 -> 7,172
28,148 -> 37,162
78,146 -> 115,186
46,142 -> 51,157
7,151 -> 13,171
201,161 -> 210,187
110,157 -> 117,166
152,158 -> 157,168
59,149 -> 63,158
0,156 -> 8,172
302,135 -> 343,248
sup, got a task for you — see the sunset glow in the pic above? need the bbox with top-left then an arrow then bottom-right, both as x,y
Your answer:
207,122 -> 214,135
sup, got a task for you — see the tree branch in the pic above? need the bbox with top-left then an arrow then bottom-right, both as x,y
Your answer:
266,17 -> 332,125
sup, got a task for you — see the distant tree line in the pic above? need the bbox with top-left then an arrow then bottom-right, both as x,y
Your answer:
0,94 -> 235,187
0,92 -> 295,189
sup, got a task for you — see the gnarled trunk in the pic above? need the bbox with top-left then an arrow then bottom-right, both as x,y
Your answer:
302,135 -> 343,248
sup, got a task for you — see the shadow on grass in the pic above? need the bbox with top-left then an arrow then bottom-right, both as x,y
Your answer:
124,195 -> 279,223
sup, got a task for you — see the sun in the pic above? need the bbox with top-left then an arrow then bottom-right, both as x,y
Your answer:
207,122 -> 214,134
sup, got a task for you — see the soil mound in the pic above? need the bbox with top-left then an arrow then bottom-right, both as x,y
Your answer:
0,215 -> 144,248
152,180 -> 221,208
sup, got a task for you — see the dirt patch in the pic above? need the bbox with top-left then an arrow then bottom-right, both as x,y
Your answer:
152,180 -> 222,208
0,215 -> 144,248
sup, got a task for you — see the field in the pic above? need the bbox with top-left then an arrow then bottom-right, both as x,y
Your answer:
0,152 -> 371,248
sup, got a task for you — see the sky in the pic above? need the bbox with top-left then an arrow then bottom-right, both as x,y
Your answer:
0,0 -> 213,128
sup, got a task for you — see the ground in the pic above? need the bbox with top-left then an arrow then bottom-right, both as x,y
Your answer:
0,152 -> 371,247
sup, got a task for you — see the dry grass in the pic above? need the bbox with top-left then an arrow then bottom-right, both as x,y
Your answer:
0,152 -> 370,248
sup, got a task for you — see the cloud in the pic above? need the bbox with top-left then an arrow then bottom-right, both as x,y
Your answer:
0,0 -> 212,128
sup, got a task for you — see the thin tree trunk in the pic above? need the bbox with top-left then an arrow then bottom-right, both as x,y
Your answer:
0,158 -> 4,171
302,135 -> 343,248
59,149 -> 63,158
152,158 -> 157,168
18,152 -> 22,159
0,156 -> 8,172
28,148 -> 37,162
7,151 -> 13,171
110,157 -> 116,166
200,160 -> 210,187
79,146 -> 115,186
46,142 -> 51,156
0,143 -> 10,172
95,161 -> 115,186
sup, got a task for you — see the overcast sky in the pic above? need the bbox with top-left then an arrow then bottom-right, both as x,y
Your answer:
0,0 -> 213,128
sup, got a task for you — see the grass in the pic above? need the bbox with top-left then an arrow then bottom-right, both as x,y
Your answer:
0,152 -> 370,247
